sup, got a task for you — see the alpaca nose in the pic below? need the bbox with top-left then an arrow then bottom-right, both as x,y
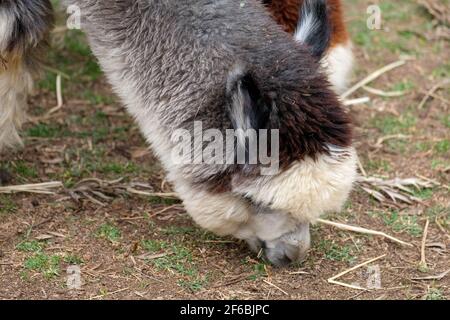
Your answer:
263,223 -> 311,267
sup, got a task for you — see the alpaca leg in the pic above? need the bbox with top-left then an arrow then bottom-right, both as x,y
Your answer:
0,55 -> 33,151
0,1 -> 54,152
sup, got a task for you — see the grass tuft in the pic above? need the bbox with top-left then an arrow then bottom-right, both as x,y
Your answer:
95,223 -> 121,243
24,253 -> 61,279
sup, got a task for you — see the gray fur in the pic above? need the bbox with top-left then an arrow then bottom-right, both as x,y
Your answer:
65,0 -> 322,180
0,0 -> 357,266
67,0 -> 328,266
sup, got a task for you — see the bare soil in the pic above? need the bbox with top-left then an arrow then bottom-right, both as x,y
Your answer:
0,0 -> 448,300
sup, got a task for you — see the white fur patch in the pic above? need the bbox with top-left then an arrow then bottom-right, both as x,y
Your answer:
227,64 -> 253,147
175,180 -> 252,236
0,11 -> 13,53
294,9 -> 320,45
232,147 -> 358,223
175,179 -> 302,244
235,210 -> 299,242
322,42 -> 354,94
231,84 -> 252,146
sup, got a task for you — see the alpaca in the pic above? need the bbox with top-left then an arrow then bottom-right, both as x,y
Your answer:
0,0 -> 357,266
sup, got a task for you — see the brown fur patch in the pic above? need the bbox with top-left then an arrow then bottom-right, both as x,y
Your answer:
200,67 -> 353,193
264,0 -> 349,48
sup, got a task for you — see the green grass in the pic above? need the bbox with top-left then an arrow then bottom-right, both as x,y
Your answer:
83,90 -> 116,105
38,72 -> 59,92
62,148 -> 105,184
26,117 -> 122,145
0,196 -> 17,215
98,162 -> 139,175
24,253 -> 61,279
38,29 -> 102,87
247,263 -> 268,281
64,112 -> 115,143
64,254 -> 84,265
412,188 -> 434,200
427,206 -> 450,232
372,114 -> 417,135
13,161 -> 38,179
19,270 -> 30,282
415,141 -> 432,152
142,240 -> 168,253
441,114 -> 450,129
150,244 -> 207,292
434,140 -> 450,154
391,80 -> 415,92
61,147 -> 145,185
370,113 -> 418,154
352,23 -> 375,48
424,288 -> 445,300
152,245 -> 193,272
26,123 -> 67,138
18,240 -> 65,278
16,241 -> 44,253
350,23 -> 407,55
432,62 -> 450,79
159,225 -> 222,244
317,240 -> 356,263
378,1 -> 415,22
431,159 -> 450,171
417,262 -> 429,274
95,223 -> 121,243
425,205 -> 449,219
380,210 -> 423,237
2,161 -> 38,183
74,127 -> 109,143
177,278 -> 208,292
148,196 -> 181,206
365,159 -> 391,173
161,226 -> 198,236
63,30 -> 91,57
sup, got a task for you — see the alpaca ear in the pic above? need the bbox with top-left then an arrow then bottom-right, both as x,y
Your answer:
226,67 -> 272,132
295,0 -> 331,59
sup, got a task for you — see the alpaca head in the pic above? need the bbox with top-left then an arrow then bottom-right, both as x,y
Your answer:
58,0 -> 357,266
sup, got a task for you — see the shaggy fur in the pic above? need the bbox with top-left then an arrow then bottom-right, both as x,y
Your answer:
294,0 -> 331,58
264,0 -> 350,46
0,0 -> 53,150
0,56 -> 33,150
0,0 -> 357,266
264,0 -> 354,93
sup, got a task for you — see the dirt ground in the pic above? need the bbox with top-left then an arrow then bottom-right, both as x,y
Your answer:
0,0 -> 449,300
